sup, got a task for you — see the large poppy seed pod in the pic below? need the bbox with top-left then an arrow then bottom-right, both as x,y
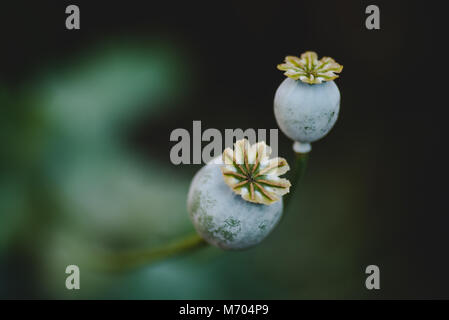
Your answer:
187,139 -> 291,250
274,51 -> 343,145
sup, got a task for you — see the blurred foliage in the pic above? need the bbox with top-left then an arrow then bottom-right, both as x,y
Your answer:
0,37 -> 366,299
1,40 -> 198,297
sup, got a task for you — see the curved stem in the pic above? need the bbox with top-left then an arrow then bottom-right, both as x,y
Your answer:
93,144 -> 309,272
283,149 -> 309,210
95,233 -> 207,272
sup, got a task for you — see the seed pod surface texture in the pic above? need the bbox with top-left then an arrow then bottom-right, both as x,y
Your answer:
274,78 -> 340,143
187,157 -> 283,250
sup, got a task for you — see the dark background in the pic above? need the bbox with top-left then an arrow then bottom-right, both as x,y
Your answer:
0,0 -> 447,299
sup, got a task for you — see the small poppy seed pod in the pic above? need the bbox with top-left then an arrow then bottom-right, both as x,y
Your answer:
187,139 -> 291,250
274,51 -> 343,146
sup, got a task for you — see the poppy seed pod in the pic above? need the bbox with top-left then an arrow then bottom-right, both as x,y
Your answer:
187,139 -> 291,250
274,51 -> 343,145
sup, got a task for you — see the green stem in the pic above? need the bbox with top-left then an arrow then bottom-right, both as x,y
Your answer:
283,151 -> 309,210
94,147 -> 309,272
95,233 -> 207,272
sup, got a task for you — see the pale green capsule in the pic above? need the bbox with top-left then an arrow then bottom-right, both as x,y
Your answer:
274,78 -> 340,143
187,157 -> 283,250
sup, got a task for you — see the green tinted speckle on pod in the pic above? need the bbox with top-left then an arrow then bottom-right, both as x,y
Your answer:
274,78 -> 340,143
275,51 -> 342,144
187,157 -> 283,250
